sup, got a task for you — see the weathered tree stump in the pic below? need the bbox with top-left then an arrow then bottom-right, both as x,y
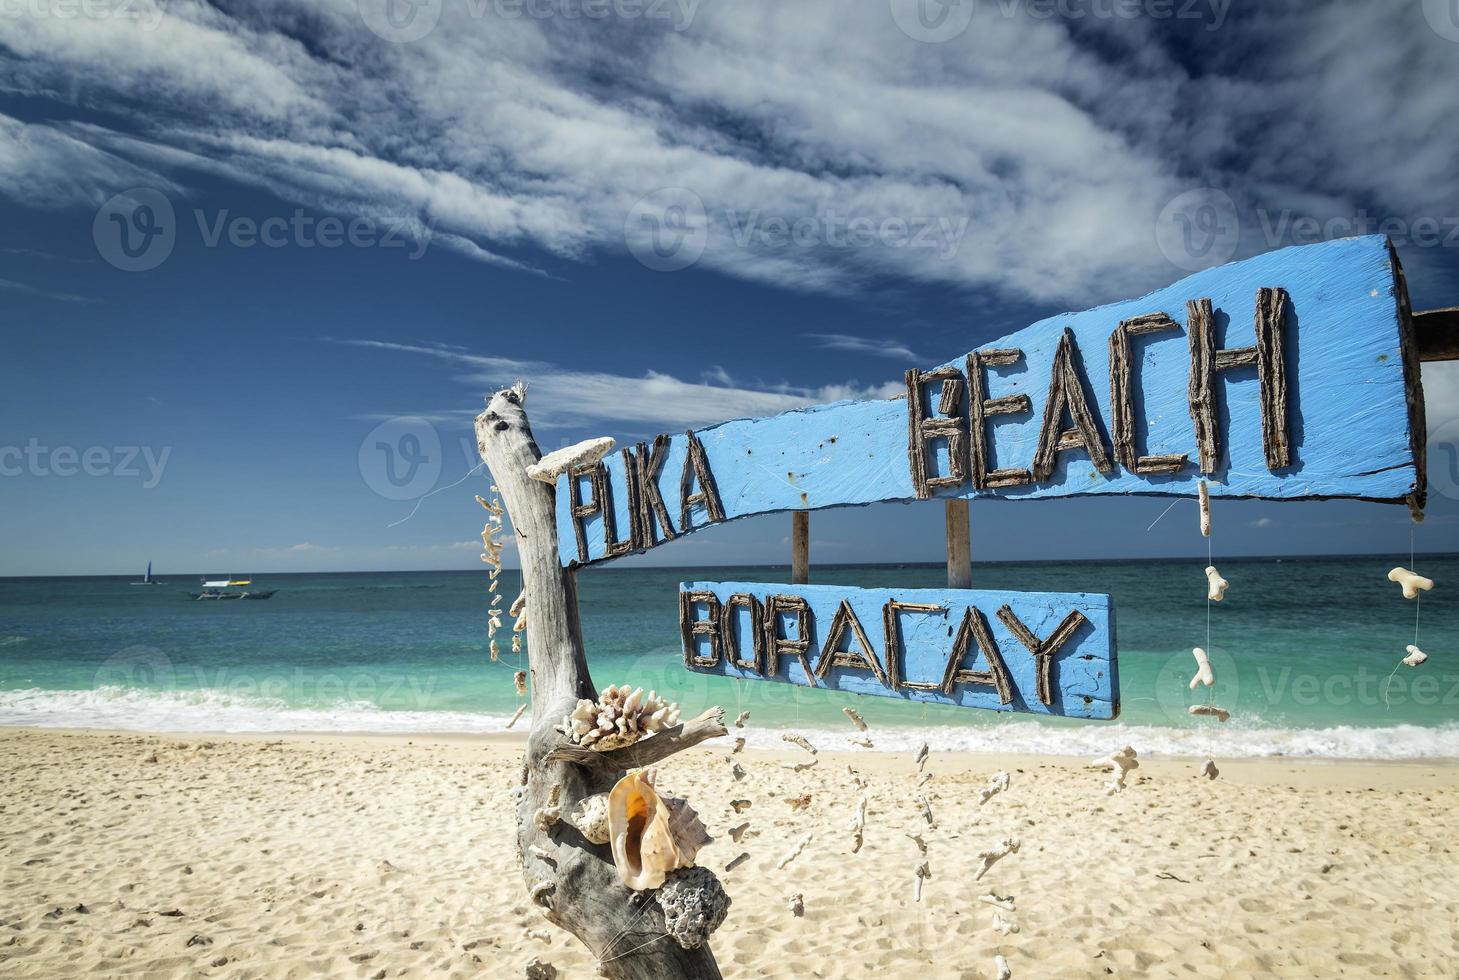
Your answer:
475,384 -> 728,980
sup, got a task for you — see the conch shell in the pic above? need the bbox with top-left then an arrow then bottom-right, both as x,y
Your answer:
607,769 -> 712,890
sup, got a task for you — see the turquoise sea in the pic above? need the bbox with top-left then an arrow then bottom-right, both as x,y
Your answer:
1,557 -> 1456,759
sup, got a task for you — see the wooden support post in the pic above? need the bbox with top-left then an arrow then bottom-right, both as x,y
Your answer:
791,511 -> 810,585
945,498 -> 971,590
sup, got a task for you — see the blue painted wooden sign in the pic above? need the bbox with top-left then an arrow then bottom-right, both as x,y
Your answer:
560,235 -> 1426,567
679,582 -> 1118,719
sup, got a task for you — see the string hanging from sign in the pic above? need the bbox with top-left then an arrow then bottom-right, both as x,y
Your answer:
1383,524 -> 1430,710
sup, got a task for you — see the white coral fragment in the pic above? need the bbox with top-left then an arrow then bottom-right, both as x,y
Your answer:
847,795 -> 867,854
1403,644 -> 1428,667
1089,745 -> 1139,795
1189,704 -> 1230,722
776,833 -> 813,870
842,706 -> 868,731
787,892 -> 804,917
975,837 -> 1020,881
782,732 -> 817,755
1205,565 -> 1229,602
525,437 -> 615,483
995,953 -> 1012,980
1388,566 -> 1434,600
734,711 -> 750,728
913,861 -> 931,902
563,684 -> 681,752
1199,758 -> 1220,781
570,793 -> 611,845
1189,647 -> 1215,689
978,770 -> 1011,806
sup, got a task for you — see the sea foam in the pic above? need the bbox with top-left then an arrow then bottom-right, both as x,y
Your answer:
1,687 -> 1456,759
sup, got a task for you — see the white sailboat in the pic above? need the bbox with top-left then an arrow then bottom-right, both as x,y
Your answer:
130,561 -> 165,586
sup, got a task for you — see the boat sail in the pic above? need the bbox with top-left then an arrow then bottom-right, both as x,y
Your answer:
130,561 -> 165,586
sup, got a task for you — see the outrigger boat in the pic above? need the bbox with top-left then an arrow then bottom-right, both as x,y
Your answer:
187,577 -> 276,601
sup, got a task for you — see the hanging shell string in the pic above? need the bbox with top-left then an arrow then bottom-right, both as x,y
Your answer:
1384,523 -> 1423,710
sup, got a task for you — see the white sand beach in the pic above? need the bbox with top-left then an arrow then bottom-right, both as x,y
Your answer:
2,729 -> 1456,978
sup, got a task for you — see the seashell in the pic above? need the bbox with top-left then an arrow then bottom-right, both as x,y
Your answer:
606,770 -> 711,891
571,793 -> 611,845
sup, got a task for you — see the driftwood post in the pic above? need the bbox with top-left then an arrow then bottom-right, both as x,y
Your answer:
475,384 -> 729,980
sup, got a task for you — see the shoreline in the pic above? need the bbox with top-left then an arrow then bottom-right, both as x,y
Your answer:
4,724 -> 1458,767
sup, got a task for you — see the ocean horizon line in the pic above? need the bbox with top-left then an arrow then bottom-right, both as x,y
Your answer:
6,549 -> 1459,581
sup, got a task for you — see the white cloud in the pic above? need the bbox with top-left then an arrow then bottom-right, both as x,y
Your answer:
0,1 -> 1455,306
333,338 -> 902,431
806,332 -> 920,361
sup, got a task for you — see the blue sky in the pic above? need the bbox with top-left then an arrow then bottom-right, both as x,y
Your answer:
3,0 -> 1459,576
